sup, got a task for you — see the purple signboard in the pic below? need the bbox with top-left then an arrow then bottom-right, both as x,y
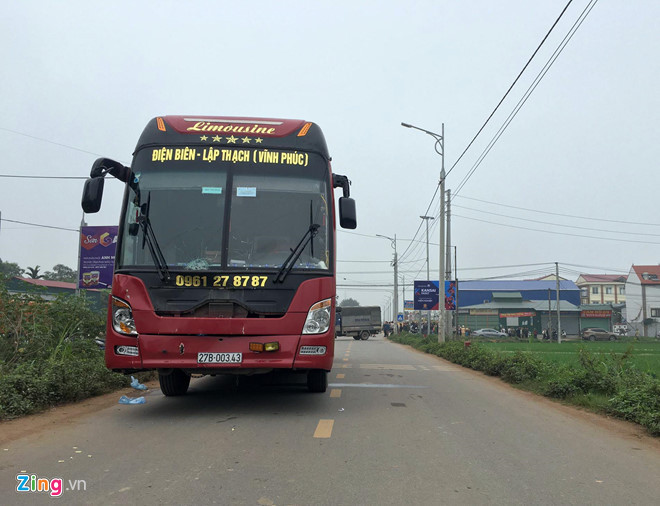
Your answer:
78,226 -> 118,289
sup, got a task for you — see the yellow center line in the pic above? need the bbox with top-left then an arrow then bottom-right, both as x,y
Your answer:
336,373 -> 345,379
330,389 -> 342,398
313,419 -> 334,438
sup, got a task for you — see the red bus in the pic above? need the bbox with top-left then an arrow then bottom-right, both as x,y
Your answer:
81,116 -> 356,395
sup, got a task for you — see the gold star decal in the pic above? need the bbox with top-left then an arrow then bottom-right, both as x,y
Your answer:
255,138 -> 263,144
241,137 -> 251,144
200,135 -> 208,141
212,136 -> 222,142
227,135 -> 238,144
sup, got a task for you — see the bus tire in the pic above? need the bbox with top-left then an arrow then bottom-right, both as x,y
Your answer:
307,370 -> 328,393
360,330 -> 370,340
159,369 -> 191,396
353,336 -> 361,340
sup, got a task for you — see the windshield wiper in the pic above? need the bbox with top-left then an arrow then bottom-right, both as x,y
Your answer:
138,192 -> 170,281
274,223 -> 320,283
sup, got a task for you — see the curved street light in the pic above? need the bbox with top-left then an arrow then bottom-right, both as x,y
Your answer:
401,122 -> 446,343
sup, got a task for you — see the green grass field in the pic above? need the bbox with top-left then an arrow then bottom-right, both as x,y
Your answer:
477,339 -> 660,376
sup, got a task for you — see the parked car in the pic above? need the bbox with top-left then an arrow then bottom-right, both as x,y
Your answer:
581,327 -> 617,341
473,328 -> 507,338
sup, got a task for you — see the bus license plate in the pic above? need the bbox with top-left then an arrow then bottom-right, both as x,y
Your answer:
197,352 -> 242,364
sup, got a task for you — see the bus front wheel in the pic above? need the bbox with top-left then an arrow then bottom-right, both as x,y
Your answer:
159,369 -> 191,396
307,370 -> 328,393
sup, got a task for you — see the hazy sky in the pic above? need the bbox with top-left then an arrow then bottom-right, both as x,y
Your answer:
1,1 -> 658,311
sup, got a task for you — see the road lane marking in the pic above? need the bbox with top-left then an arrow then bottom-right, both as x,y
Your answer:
330,389 -> 342,398
432,365 -> 461,372
343,358 -> 349,362
329,383 -> 428,389
360,364 -> 416,370
313,419 -> 334,438
336,373 -> 345,379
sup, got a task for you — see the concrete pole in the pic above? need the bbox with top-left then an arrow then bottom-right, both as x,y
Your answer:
556,262 -> 562,344
439,174 -> 446,342
393,237 -> 398,333
439,123 -> 446,343
445,188 -> 452,339
420,216 -> 434,336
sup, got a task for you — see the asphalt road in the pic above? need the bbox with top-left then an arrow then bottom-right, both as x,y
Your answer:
1,333 -> 659,505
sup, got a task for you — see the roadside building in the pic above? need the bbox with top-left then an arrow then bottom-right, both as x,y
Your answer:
579,304 -> 614,332
456,289 -> 582,337
458,280 -> 580,307
575,274 -> 627,306
625,265 -> 660,337
6,277 -> 107,311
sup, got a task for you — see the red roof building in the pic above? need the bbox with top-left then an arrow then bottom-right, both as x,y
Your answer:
575,274 -> 627,305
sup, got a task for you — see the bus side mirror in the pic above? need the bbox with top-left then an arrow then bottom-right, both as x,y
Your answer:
81,177 -> 105,214
339,197 -> 357,229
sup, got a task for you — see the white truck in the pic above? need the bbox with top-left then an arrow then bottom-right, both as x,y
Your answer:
336,306 -> 382,340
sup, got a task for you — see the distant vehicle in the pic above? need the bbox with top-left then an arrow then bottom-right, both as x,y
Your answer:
613,324 -> 628,336
581,328 -> 617,341
473,328 -> 506,338
336,306 -> 382,340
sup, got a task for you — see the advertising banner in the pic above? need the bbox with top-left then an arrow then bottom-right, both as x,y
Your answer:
414,281 -> 439,310
445,280 -> 456,310
403,300 -> 414,311
78,226 -> 118,289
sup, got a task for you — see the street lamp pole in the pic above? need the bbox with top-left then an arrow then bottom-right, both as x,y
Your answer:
376,234 -> 398,333
402,122 -> 446,343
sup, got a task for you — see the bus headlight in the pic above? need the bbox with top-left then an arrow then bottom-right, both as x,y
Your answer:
303,299 -> 332,334
112,296 -> 138,336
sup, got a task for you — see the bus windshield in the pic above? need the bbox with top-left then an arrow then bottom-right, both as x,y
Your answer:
117,147 -> 331,272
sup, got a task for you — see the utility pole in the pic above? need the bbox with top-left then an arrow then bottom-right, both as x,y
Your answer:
547,288 -> 552,339
420,215 -> 434,335
556,262 -> 562,344
376,234 -> 398,334
454,246 -> 459,336
76,213 -> 87,296
445,188 -> 452,338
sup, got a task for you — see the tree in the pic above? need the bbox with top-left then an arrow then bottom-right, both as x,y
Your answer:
339,298 -> 360,307
43,264 -> 77,283
0,258 -> 23,278
25,266 -> 43,279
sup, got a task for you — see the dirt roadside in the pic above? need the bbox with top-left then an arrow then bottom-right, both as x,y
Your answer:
0,379 -> 160,446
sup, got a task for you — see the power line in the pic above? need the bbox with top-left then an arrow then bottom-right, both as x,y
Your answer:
1,218 -> 78,232
454,0 -> 599,196
455,194 -> 660,227
0,174 -> 87,180
0,126 -> 104,157
445,0 -> 575,181
454,213 -> 660,245
453,203 -> 660,237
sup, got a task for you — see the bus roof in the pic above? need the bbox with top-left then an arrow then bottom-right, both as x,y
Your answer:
134,115 -> 330,160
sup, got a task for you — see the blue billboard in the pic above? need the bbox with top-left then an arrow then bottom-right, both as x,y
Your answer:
414,280 -> 439,310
